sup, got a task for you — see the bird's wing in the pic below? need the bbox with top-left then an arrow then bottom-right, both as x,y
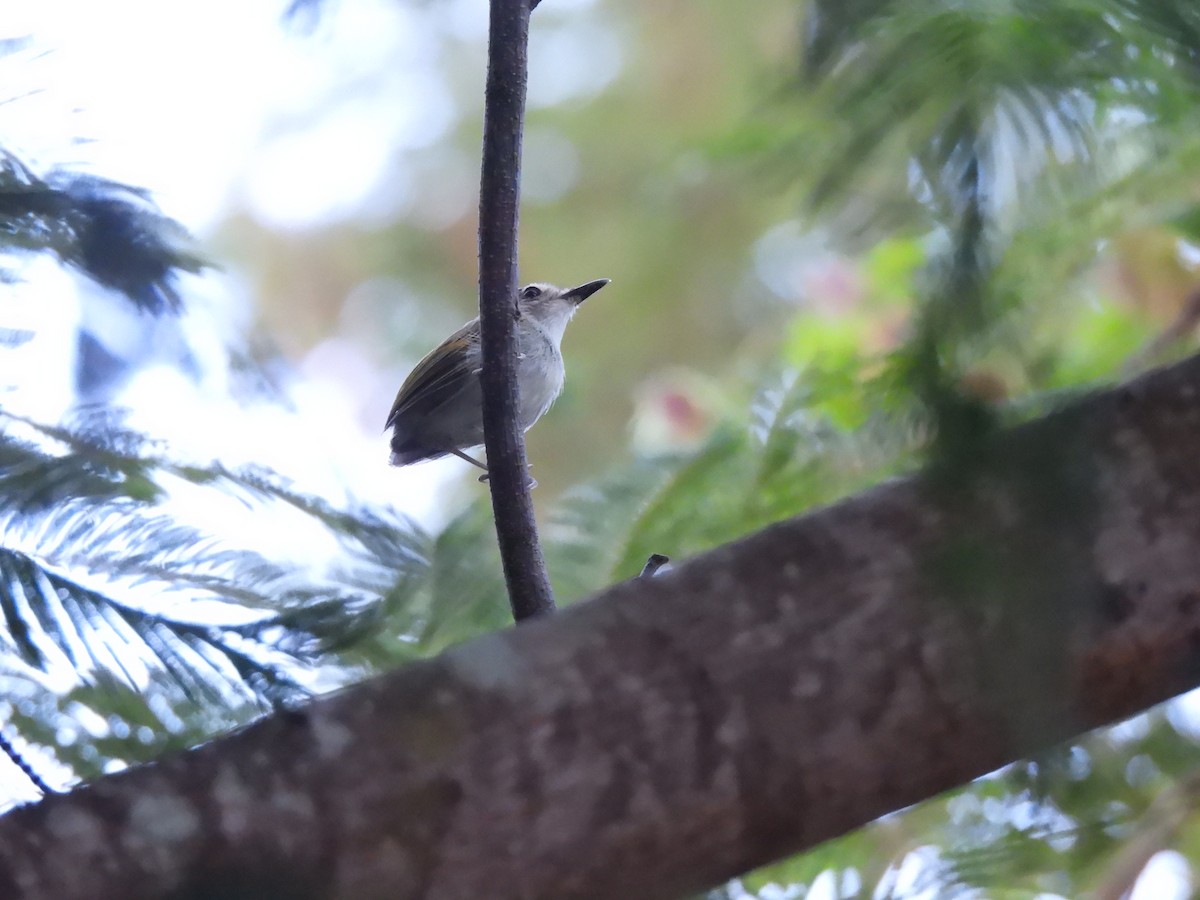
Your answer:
384,317 -> 481,430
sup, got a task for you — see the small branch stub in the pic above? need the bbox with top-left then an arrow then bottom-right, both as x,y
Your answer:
640,554 -> 671,578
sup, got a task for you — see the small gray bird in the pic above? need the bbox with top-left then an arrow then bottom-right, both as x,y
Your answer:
385,278 -> 609,477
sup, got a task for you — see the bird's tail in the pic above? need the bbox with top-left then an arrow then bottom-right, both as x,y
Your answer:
390,449 -> 422,467
389,433 -> 438,467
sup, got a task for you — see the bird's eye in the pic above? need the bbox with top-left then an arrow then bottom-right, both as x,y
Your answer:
520,285 -> 543,300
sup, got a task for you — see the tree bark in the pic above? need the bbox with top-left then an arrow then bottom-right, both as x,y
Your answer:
2,355 -> 1200,899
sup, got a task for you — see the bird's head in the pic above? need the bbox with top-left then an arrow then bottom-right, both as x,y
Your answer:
517,278 -> 609,341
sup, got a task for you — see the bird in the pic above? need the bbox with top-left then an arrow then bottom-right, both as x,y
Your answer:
385,278 -> 609,480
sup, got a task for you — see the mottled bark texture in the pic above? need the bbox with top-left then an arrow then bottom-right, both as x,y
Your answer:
3,355 -> 1200,899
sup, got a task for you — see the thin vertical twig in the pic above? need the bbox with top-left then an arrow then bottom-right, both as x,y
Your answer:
478,0 -> 555,621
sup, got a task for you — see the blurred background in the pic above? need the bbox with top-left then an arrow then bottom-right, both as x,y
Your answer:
2,0 -> 1200,896
3,0 -> 815,518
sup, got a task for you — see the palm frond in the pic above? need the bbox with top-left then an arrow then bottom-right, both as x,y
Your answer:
0,406 -> 431,712
798,0 -> 1200,218
780,0 -> 1200,454
0,418 -> 161,511
411,500 -> 508,653
0,150 -> 203,314
1,663 -> 250,786
0,408 -> 427,563
0,536 -> 310,704
545,458 -> 679,600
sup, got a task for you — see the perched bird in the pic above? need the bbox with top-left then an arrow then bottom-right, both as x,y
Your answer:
385,278 -> 609,478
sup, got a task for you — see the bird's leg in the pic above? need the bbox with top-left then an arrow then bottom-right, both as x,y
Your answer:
452,449 -> 536,489
450,449 -> 489,473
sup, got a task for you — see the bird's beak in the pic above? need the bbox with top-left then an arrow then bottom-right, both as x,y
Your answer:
562,278 -> 610,305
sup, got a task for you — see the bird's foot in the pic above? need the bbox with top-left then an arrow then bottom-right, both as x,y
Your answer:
477,467 -> 536,489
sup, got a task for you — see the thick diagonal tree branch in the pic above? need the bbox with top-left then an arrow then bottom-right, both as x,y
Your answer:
3,356 -> 1200,899
478,0 -> 555,622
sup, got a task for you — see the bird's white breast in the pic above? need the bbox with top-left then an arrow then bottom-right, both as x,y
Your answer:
515,319 -> 567,430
